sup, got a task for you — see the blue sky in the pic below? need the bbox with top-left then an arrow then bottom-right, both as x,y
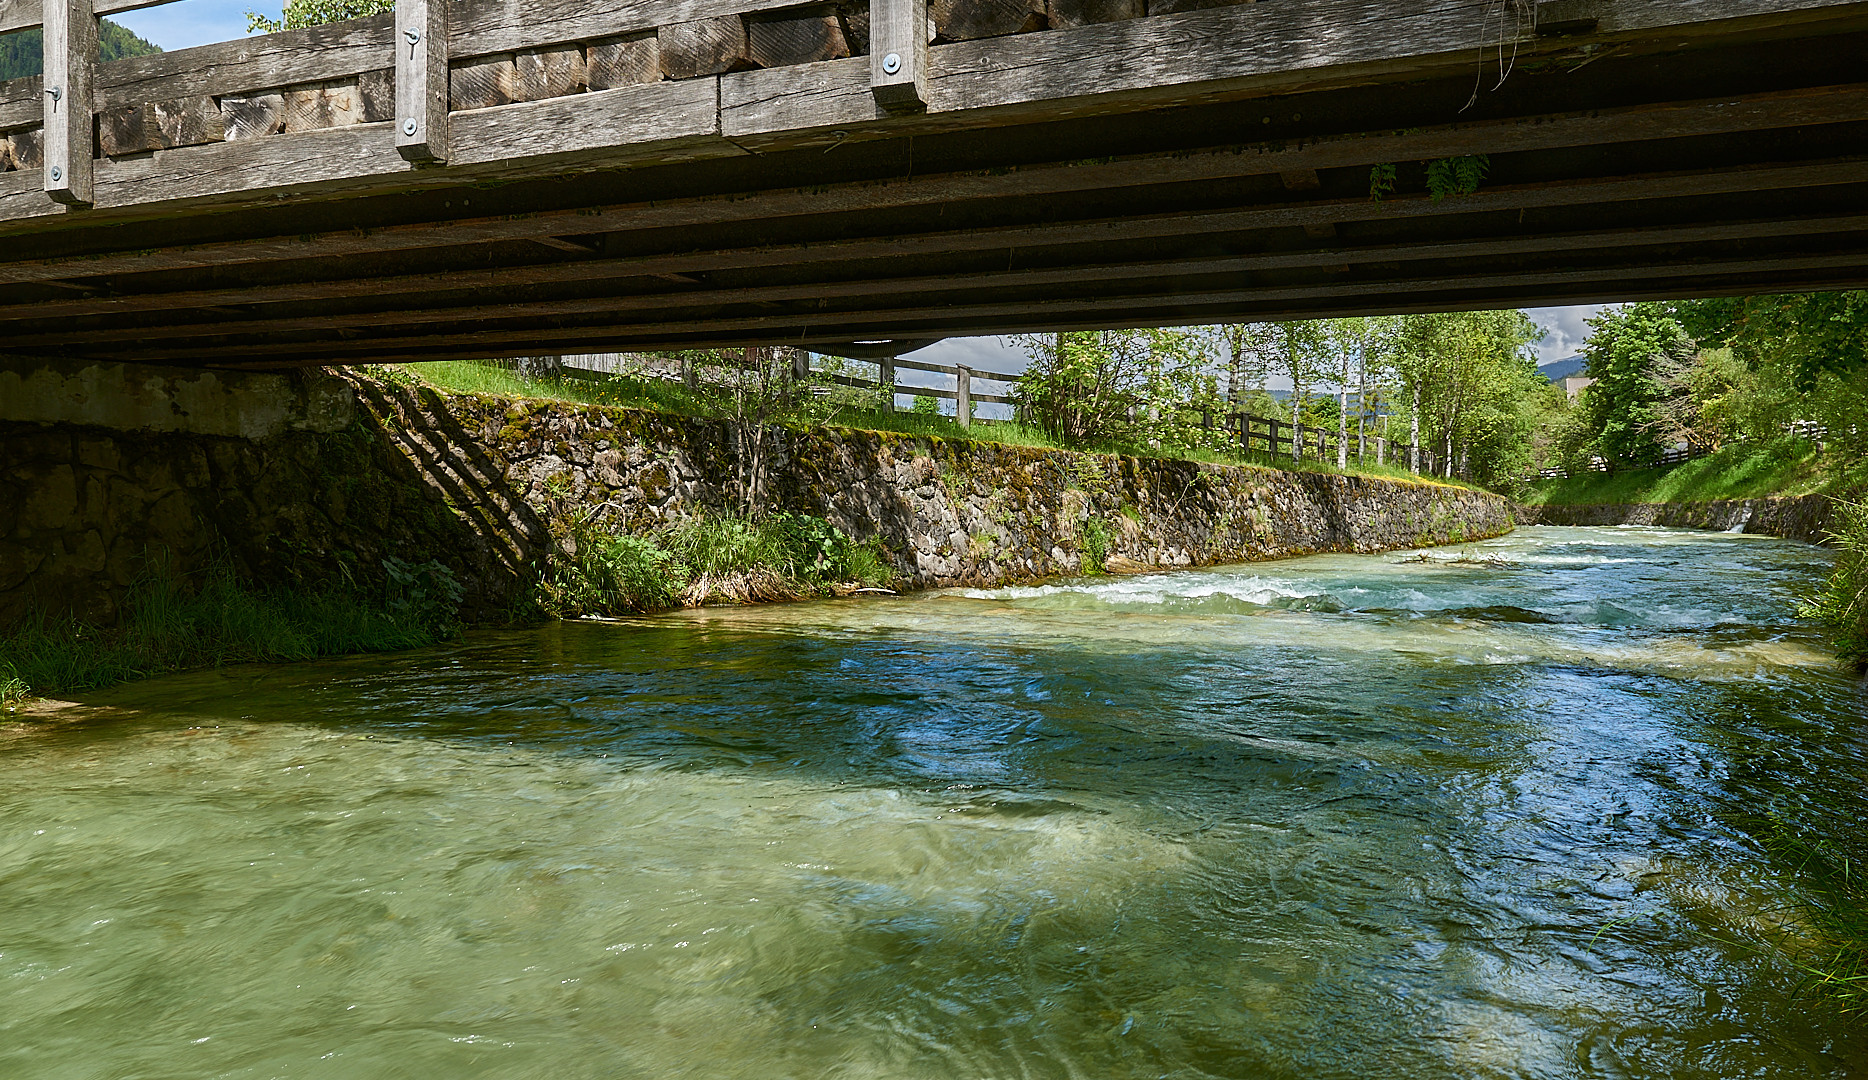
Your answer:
110,0 -> 260,48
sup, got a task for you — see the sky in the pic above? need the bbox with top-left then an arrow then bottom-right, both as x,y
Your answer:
109,0 -> 258,48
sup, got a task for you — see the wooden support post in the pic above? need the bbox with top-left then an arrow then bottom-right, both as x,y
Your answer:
396,0 -> 449,163
791,347 -> 810,381
955,364 -> 971,427
869,0 -> 927,115
42,0 -> 96,207
878,356 -> 896,412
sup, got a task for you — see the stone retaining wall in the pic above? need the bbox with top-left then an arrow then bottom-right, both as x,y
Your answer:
1515,495 -> 1835,543
1,366 -> 1515,628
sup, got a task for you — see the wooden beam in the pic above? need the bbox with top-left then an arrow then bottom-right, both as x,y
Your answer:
12,212 -> 1865,344
396,0 -> 449,161
95,249 -> 1868,361
41,0 -> 96,208
871,0 -> 929,114
5,79 -> 1867,270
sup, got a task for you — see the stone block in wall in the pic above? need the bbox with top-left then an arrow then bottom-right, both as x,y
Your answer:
221,93 -> 287,141
587,34 -> 662,89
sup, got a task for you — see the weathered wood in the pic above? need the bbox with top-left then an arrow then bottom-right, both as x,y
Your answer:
1146,0 -> 1248,15
449,54 -> 515,110
1045,0 -> 1141,28
99,103 -> 153,156
0,137 -> 11,172
932,0 -> 1044,39
586,34 -> 661,89
659,16 -> 752,78
5,127 -> 43,170
220,93 -> 287,140
1279,168 -> 1320,190
870,0 -> 928,113
746,7 -> 850,67
395,0 -> 448,161
446,0 -> 811,59
443,75 -> 735,168
836,1 -> 870,52
41,0 -> 95,206
877,355 -> 895,409
953,363 -> 971,425
283,79 -> 370,132
514,45 -> 588,101
358,67 -> 394,121
151,94 -> 225,148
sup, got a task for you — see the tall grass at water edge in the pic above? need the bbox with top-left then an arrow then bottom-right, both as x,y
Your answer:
0,560 -> 462,714
536,512 -> 893,617
1799,498 -> 1868,667
398,361 -> 1473,489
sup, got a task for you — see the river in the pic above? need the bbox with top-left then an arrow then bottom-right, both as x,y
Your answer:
2,525 -> 1863,1078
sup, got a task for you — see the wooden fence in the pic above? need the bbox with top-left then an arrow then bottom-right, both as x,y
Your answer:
1533,419 -> 1832,479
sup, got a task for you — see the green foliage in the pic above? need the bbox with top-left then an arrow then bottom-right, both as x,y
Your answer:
1011,328 -> 1209,446
1800,499 -> 1868,666
1367,163 -> 1398,202
535,511 -> 889,618
1425,155 -> 1489,202
1674,291 -> 1868,389
0,20 -> 160,81
246,0 -> 391,34
1079,517 -> 1111,575
1390,309 -> 1543,484
1521,435 -> 1831,506
0,560 -> 458,710
1572,302 -> 1696,465
910,394 -> 941,416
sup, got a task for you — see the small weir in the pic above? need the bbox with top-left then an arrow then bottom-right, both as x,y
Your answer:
1,525 -> 1862,1077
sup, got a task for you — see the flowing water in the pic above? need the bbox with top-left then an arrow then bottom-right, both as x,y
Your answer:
3,525 -> 1865,1078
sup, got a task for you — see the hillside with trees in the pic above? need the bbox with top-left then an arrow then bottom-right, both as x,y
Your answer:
0,22 -> 161,82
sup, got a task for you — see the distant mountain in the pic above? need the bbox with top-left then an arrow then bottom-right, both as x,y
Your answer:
0,22 -> 161,83
1538,355 -> 1588,381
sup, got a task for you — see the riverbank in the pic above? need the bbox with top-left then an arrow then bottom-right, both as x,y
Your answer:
1515,494 -> 1835,542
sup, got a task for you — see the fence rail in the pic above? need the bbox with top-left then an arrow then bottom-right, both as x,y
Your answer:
1532,420 -> 1832,479
556,350 -> 1452,477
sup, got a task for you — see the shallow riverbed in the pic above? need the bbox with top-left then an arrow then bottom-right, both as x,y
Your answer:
2,526 -> 1864,1078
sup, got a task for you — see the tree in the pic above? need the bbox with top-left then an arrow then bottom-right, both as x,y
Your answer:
1393,309 -> 1541,481
0,21 -> 160,81
1011,328 -> 1207,446
1317,317 -> 1401,469
1577,303 -> 1695,465
247,0 -> 390,33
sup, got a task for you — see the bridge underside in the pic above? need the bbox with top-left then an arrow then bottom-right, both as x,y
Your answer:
1,0 -> 1867,367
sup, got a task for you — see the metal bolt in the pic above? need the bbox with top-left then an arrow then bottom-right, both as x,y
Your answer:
881,52 -> 902,75
45,86 -> 61,103
405,28 -> 420,44
49,165 -> 62,182
403,118 -> 419,136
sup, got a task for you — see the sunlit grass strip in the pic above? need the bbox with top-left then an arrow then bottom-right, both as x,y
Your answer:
1521,436 -> 1843,506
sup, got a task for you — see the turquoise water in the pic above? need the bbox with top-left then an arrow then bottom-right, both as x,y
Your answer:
2,525 -> 1864,1078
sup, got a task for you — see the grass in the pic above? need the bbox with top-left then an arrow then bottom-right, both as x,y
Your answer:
535,510 -> 894,618
398,361 -> 1478,489
0,562 -> 460,714
1799,498 -> 1868,665
1521,436 -> 1866,506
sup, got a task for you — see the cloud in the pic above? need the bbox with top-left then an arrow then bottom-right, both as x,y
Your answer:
1522,304 -> 1609,362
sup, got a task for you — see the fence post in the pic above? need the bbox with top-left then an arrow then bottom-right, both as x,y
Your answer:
878,356 -> 895,412
42,0 -> 96,206
955,364 -> 971,428
680,354 -> 697,390
791,348 -> 810,381
395,0 -> 450,162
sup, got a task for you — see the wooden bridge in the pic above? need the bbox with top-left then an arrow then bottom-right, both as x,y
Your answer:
1,0 -> 1866,368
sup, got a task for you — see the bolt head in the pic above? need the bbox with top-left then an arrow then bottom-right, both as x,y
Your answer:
403,119 -> 419,136
882,52 -> 902,75
48,166 -> 61,182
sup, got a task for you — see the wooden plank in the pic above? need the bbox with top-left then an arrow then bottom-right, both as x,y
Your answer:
396,0 -> 448,161
870,0 -> 928,112
931,0 -> 1044,40
282,78 -> 370,132
1045,0 -> 1143,28
4,127 -> 42,170
659,16 -> 752,78
100,103 -> 153,156
358,66 -> 394,121
449,54 -> 516,110
515,44 -> 587,100
836,0 -> 871,52
586,33 -> 661,89
41,0 -> 94,206
1147,0 -> 1248,14
445,0 -> 810,60
745,6 -> 850,68
219,93 -> 286,140
4,75 -> 1865,261
442,75 -> 732,168
150,94 -> 224,148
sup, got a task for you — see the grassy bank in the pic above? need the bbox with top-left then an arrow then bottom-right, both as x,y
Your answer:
396,361 -> 1470,491
535,511 -> 893,617
0,561 -> 461,714
1521,436 -> 1867,506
